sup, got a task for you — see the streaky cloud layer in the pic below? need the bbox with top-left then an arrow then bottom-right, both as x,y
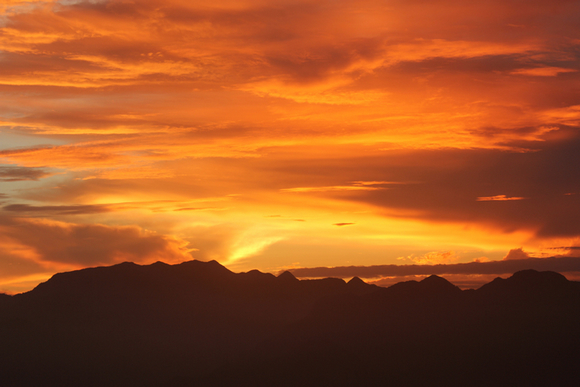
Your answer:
288,256 -> 580,285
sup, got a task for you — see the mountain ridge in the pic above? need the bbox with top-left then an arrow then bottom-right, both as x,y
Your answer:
1,260 -> 579,386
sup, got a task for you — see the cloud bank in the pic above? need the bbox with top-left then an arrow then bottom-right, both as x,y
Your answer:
0,216 -> 192,268
288,256 -> 580,279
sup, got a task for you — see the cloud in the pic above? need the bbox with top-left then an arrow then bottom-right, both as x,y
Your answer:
503,247 -> 530,261
287,256 -> 580,279
511,67 -> 578,77
0,165 -> 54,181
281,185 -> 384,193
476,195 -> 527,201
3,203 -> 112,215
281,181 -> 392,193
173,207 -> 225,212
333,223 -> 354,227
0,216 -> 193,267
0,128 -> 268,172
0,144 -> 128,169
278,126 -> 580,238
1,0 -> 572,103
399,251 -> 458,265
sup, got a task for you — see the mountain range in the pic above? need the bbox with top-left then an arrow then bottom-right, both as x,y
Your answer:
1,260 -> 579,386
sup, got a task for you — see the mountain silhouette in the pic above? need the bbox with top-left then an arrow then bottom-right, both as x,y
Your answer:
0,261 -> 579,386
277,270 -> 300,283
478,268 -> 571,297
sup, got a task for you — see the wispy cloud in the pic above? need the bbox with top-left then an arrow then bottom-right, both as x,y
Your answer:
476,195 -> 527,201
282,181 -> 393,193
282,185 -> 383,193
3,203 -> 112,215
0,165 -> 54,181
173,207 -> 226,212
511,67 -> 578,77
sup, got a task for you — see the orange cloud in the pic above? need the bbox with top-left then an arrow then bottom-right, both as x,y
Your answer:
511,67 -> 578,77
282,180 -> 393,193
281,185 -> 383,193
476,195 -> 527,201
0,132 -> 263,170
503,247 -> 530,261
0,165 -> 54,181
400,251 -> 459,265
0,216 -> 193,267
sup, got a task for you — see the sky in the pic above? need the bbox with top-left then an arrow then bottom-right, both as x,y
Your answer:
1,0 -> 580,293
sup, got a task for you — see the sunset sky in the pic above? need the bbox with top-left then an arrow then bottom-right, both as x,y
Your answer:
1,0 -> 580,293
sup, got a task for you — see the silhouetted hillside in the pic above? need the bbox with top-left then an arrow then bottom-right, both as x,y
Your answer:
1,261 -> 579,386
0,292 -> 10,307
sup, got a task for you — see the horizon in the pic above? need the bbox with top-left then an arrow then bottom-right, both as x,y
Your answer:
1,0 -> 580,294
2,256 -> 580,296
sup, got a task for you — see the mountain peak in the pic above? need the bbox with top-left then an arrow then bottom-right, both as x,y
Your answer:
478,269 -> 570,297
386,274 -> 461,297
177,259 -> 232,274
420,274 -> 461,292
347,276 -> 365,285
277,271 -> 299,282
510,269 -> 568,284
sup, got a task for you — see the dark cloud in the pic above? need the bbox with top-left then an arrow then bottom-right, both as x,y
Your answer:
0,166 -> 53,181
288,256 -> 580,279
3,204 -> 112,215
265,37 -> 385,84
390,54 -> 526,75
267,126 -> 580,238
174,207 -> 220,212
0,51 -> 105,79
390,52 -> 580,78
547,246 -> 580,256
0,216 -> 192,266
334,223 -> 354,226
